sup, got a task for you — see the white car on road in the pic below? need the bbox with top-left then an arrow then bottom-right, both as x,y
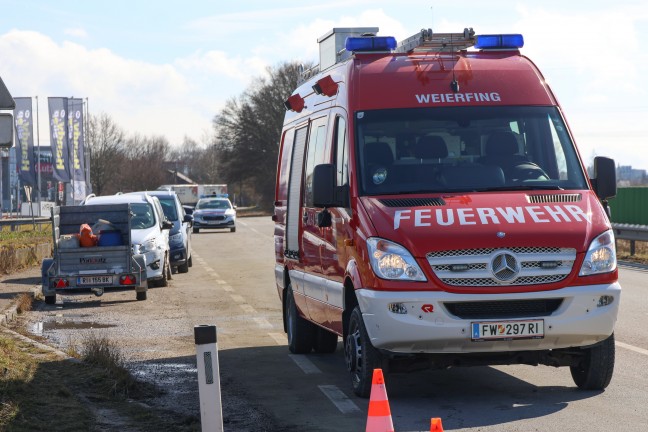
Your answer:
84,193 -> 173,287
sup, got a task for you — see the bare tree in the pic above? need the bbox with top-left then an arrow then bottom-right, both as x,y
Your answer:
86,113 -> 126,196
120,134 -> 170,191
212,61 -> 307,209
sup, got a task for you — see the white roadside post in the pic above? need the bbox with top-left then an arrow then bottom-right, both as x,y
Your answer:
194,324 -> 223,432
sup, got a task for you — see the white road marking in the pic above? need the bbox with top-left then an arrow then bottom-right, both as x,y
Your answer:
268,332 -> 286,345
318,385 -> 361,414
203,267 -> 214,272
617,341 -> 648,356
289,354 -> 322,375
229,294 -> 245,303
240,304 -> 256,314
215,280 -> 227,284
222,285 -> 234,292
253,317 -> 274,329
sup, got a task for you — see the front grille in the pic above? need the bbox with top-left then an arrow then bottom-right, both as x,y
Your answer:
526,194 -> 581,203
204,215 -> 225,221
444,298 -> 563,319
427,247 -> 575,287
378,197 -> 445,208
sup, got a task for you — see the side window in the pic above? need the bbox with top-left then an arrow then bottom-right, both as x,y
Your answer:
303,118 -> 328,207
335,116 -> 348,187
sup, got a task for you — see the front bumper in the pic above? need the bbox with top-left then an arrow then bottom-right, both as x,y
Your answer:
356,282 -> 621,354
193,215 -> 235,229
169,245 -> 187,266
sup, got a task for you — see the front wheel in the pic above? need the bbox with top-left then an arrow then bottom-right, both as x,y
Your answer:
570,333 -> 615,390
193,228 -> 200,234
285,285 -> 315,354
230,226 -> 236,233
345,306 -> 383,398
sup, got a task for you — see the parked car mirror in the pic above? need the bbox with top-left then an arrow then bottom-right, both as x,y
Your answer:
162,220 -> 174,230
183,214 -> 193,223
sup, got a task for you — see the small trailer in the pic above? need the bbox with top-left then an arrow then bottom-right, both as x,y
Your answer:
41,203 -> 147,304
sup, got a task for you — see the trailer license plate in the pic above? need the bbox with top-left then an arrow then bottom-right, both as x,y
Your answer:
471,320 -> 544,341
78,276 -> 111,286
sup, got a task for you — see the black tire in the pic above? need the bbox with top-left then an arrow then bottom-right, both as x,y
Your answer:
158,254 -> 170,287
285,285 -> 315,354
177,261 -> 189,273
230,227 -> 236,233
136,291 -> 147,301
193,228 -> 199,234
313,327 -> 338,353
345,306 -> 383,398
45,295 -> 56,305
571,333 -> 615,390
188,255 -> 193,267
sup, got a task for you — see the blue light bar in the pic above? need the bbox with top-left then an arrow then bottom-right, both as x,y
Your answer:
475,34 -> 524,49
345,36 -> 397,52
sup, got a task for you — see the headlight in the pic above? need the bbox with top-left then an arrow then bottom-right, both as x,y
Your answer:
579,229 -> 617,276
367,238 -> 426,281
169,233 -> 182,243
138,239 -> 157,254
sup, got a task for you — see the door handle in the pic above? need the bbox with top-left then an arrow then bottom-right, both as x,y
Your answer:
302,212 -> 308,223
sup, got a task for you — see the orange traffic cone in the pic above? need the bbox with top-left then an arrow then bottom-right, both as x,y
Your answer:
365,369 -> 394,432
430,417 -> 444,431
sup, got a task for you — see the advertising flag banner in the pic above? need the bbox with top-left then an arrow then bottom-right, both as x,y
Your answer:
13,97 -> 37,186
68,98 -> 86,199
48,97 -> 70,182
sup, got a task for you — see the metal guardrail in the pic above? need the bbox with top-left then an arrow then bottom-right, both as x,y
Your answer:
612,223 -> 648,241
0,217 -> 50,231
612,223 -> 648,256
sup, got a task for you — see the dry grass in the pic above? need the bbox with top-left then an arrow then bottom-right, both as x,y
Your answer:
79,333 -> 146,398
616,239 -> 648,265
14,293 -> 33,314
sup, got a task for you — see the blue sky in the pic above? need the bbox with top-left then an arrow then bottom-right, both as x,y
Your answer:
1,0 -> 647,169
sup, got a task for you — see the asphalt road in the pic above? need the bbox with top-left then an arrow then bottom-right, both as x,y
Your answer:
23,216 -> 648,431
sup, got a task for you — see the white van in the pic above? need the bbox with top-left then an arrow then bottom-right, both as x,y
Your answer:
84,193 -> 173,287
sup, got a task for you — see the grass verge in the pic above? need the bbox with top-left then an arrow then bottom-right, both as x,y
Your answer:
0,331 -> 198,431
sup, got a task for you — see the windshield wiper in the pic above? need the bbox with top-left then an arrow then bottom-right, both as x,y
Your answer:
474,185 -> 564,192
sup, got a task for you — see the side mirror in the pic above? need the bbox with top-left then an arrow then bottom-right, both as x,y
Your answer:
183,214 -> 193,223
313,164 -> 349,208
162,220 -> 174,230
0,113 -> 13,149
592,156 -> 616,200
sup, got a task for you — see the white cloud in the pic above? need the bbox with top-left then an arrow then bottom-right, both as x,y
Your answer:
64,27 -> 88,39
0,29 -> 237,146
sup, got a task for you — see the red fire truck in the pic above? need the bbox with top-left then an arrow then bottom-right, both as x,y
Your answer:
273,27 -> 619,397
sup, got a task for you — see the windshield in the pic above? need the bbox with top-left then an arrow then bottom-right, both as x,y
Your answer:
196,199 -> 231,210
158,197 -> 178,221
355,106 -> 588,195
130,203 -> 156,229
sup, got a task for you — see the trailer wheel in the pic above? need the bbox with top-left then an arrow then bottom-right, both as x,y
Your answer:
45,295 -> 56,305
571,332 -> 615,390
136,291 -> 147,301
285,284 -> 315,354
346,306 -> 383,398
313,327 -> 338,353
